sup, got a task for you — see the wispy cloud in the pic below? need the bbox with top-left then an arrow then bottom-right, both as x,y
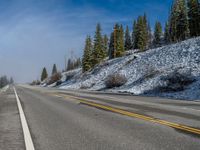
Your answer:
0,0 -> 171,82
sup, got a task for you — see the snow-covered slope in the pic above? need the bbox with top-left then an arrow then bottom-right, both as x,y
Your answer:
59,37 -> 200,100
0,85 -> 9,93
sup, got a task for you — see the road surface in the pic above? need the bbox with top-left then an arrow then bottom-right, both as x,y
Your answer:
1,85 -> 200,150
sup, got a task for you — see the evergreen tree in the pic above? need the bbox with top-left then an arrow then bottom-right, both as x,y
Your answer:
164,22 -> 170,43
177,0 -> 190,40
67,59 -> 71,71
109,24 -> 125,59
135,15 -> 149,51
135,16 -> 144,50
113,23 -> 120,58
10,77 -> 14,84
116,25 -> 125,57
132,20 -> 137,49
82,36 -> 93,72
169,1 -> 178,42
52,64 -> 57,75
108,32 -> 115,59
143,13 -> 149,49
67,58 -> 81,71
67,59 -> 72,71
0,76 -> 9,88
187,0 -> 200,37
125,26 -> 132,50
153,21 -> 163,46
147,21 -> 152,48
41,67 -> 48,81
74,58 -> 81,68
92,23 -> 106,65
103,34 -> 109,56
169,0 -> 190,42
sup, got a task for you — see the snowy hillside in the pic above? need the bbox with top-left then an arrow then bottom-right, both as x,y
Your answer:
58,37 -> 200,100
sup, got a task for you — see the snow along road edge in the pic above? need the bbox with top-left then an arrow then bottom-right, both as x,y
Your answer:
14,87 -> 35,150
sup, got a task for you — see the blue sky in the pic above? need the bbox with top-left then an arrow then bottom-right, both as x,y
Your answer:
0,0 -> 172,83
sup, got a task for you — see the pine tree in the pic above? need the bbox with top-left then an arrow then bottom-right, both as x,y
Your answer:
113,23 -> 120,58
132,20 -> 137,49
67,59 -> 71,71
103,34 -> 109,56
67,59 -> 72,71
82,36 -> 93,72
153,21 -> 162,47
67,58 -> 81,71
125,26 -> 132,51
92,23 -> 105,65
143,13 -> 149,49
0,76 -> 9,88
147,21 -> 152,48
75,58 -> 81,68
169,0 -> 190,42
41,67 -> 48,81
135,15 -> 149,51
116,25 -> 125,57
10,77 -> 14,84
169,1 -> 178,42
52,64 -> 57,75
178,0 -> 190,40
108,32 -> 115,59
135,16 -> 144,50
164,22 -> 170,43
187,0 -> 200,37
109,24 -> 125,58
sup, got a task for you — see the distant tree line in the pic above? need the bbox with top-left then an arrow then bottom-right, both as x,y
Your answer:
66,58 -> 81,71
0,75 -> 14,88
82,0 -> 200,72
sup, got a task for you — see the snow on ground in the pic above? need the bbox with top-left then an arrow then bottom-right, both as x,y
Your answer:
0,85 -> 9,93
58,37 -> 200,100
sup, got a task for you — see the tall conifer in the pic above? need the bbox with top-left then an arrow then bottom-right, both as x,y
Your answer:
92,23 -> 105,65
164,22 -> 170,43
169,0 -> 190,42
82,36 -> 93,72
41,67 -> 48,81
108,32 -> 115,59
52,64 -> 57,75
125,26 -> 132,51
132,20 -> 137,49
187,0 -> 200,37
153,21 -> 163,46
103,34 -> 109,56
116,25 -> 125,57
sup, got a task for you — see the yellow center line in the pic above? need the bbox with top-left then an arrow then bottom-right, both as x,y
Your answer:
51,93 -> 200,136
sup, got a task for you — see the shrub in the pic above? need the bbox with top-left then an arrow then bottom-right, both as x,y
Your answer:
56,80 -> 62,86
160,72 -> 195,92
30,80 -> 40,86
47,72 -> 62,85
65,74 -> 74,81
105,73 -> 127,88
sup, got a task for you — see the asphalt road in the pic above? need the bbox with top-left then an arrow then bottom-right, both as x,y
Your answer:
0,86 -> 24,150
4,85 -> 200,150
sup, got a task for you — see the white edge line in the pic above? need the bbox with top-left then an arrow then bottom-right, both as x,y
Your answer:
13,87 -> 35,150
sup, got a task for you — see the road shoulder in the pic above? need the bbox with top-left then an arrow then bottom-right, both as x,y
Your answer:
0,86 -> 25,150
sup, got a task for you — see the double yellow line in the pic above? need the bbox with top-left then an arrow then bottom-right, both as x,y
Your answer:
54,93 -> 200,136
